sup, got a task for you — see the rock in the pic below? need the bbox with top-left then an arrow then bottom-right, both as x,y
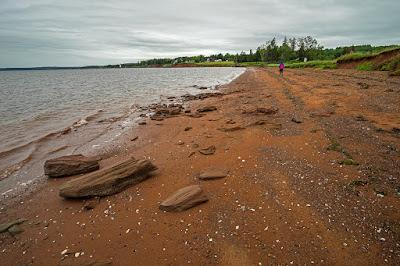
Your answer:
131,136 -> 139,141
138,121 -> 147,125
44,155 -> 100,178
198,86 -> 208,90
150,103 -> 183,120
187,113 -> 204,118
226,119 -> 236,124
197,106 -> 217,113
198,168 -> 228,180
339,158 -> 359,166
159,185 -> 208,212
291,116 -> 303,123
357,82 -> 369,90
199,145 -> 216,155
59,158 -> 157,199
0,218 -> 26,233
184,127 -> 192,131
181,92 -> 223,102
8,225 -> 23,236
83,197 -> 100,211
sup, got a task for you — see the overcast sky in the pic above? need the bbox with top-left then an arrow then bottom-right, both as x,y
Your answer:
0,0 -> 399,67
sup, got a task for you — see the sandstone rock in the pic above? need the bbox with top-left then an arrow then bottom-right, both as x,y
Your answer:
159,185 -> 208,212
199,145 -> 216,155
199,168 -> 228,180
59,158 -> 157,199
197,106 -> 217,113
44,155 -> 99,178
150,104 -> 183,120
0,218 -> 26,233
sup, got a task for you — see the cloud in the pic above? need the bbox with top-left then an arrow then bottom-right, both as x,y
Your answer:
0,0 -> 399,67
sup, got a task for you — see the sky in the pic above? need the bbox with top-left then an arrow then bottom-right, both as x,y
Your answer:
0,0 -> 399,67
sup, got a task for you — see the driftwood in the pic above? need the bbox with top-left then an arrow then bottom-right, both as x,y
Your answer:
159,185 -> 208,212
59,158 -> 157,198
44,154 -> 99,178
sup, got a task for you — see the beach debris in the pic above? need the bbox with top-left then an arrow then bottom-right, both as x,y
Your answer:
198,168 -> 229,180
159,185 -> 208,212
199,145 -> 216,155
0,218 -> 26,234
59,158 -> 157,198
44,154 -> 100,178
197,106 -> 217,113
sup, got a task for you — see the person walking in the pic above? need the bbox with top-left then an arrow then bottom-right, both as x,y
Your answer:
279,62 -> 285,76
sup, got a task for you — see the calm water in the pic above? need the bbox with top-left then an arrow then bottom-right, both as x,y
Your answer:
0,67 -> 245,198
0,67 -> 244,152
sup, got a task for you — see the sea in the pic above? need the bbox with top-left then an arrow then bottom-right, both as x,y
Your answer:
0,67 -> 245,200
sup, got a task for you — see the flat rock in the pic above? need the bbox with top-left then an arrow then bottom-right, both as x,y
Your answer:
44,154 -> 100,178
197,106 -> 217,113
0,218 -> 26,233
199,145 -> 216,155
199,168 -> 229,180
59,158 -> 157,198
159,185 -> 208,212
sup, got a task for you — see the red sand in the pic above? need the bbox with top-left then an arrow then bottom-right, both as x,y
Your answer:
1,67 -> 399,265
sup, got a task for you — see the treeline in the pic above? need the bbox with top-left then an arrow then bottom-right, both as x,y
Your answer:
115,36 -> 398,67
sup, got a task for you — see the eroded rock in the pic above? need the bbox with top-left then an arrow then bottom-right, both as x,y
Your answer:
199,145 -> 216,155
59,158 -> 157,198
44,155 -> 99,178
197,106 -> 217,113
159,185 -> 208,212
199,168 -> 229,180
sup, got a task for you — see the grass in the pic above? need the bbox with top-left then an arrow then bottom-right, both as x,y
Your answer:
194,61 -> 236,67
356,62 -> 374,71
284,60 -> 337,69
337,46 -> 400,63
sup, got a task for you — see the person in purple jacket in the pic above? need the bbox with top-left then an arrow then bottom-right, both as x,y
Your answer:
279,62 -> 285,76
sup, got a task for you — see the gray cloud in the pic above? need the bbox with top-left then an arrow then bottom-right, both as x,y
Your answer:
0,0 -> 399,67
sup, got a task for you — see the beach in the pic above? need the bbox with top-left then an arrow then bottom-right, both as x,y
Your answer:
1,67 -> 400,265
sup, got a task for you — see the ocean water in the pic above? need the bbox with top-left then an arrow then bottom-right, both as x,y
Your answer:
0,67 -> 245,198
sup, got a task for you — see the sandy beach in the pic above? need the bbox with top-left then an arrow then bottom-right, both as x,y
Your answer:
1,67 -> 400,265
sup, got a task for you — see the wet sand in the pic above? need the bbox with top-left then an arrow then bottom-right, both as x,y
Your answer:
1,67 -> 400,265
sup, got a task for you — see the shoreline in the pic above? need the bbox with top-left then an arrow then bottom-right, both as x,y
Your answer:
0,67 -> 245,207
1,67 -> 399,265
